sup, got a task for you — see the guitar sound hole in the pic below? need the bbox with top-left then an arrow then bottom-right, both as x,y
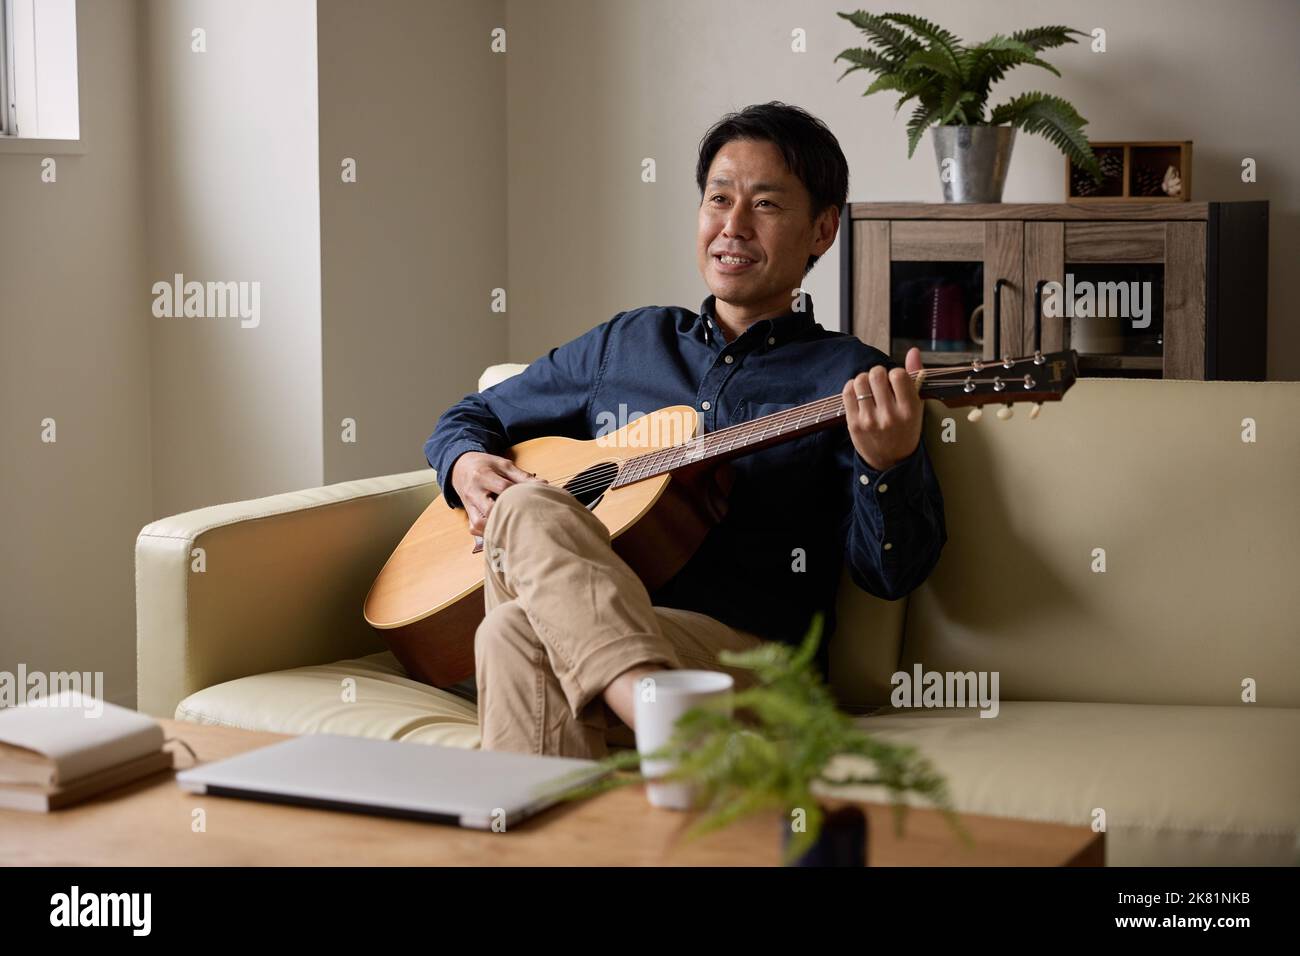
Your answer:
564,461 -> 619,510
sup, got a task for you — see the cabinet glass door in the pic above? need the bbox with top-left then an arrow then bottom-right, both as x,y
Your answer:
890,260 -> 984,366
1024,221 -> 1206,379
849,219 -> 1023,368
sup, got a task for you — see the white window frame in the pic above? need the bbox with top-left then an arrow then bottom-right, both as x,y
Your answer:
0,0 -> 79,142
1,0 -> 15,135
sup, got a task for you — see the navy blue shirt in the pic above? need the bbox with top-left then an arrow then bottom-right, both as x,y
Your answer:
424,294 -> 947,678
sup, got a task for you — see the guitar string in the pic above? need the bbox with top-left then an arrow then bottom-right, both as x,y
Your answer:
540,375 -> 1045,497
525,366 -> 1050,497
485,360 -> 1051,498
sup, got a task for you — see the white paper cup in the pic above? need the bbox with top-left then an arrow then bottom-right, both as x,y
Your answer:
633,669 -> 734,810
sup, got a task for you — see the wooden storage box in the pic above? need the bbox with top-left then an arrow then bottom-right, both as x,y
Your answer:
1066,141 -> 1193,203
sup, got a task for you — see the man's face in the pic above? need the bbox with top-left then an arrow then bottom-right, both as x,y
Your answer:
697,137 -> 837,319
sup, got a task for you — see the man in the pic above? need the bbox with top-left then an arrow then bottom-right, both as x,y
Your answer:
425,101 -> 946,758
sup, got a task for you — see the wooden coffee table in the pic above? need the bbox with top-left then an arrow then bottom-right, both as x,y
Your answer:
0,719 -> 1103,866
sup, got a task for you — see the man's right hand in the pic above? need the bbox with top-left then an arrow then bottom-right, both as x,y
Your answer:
450,452 -> 546,536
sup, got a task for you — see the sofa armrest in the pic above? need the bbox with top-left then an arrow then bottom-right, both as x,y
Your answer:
135,469 -> 440,718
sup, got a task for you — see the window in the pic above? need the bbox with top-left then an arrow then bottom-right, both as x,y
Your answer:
1,0 -> 79,139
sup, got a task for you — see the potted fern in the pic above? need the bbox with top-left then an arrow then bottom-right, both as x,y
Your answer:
550,613 -> 967,866
835,11 -> 1103,202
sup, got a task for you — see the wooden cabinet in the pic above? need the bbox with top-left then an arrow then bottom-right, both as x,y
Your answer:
839,202 -> 1268,380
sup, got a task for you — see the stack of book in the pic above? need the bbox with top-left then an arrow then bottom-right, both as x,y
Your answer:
0,691 -> 174,811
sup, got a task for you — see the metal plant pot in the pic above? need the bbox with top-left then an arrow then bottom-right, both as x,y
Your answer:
931,125 -> 1016,203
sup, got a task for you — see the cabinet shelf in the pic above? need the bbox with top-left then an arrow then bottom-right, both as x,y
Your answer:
840,202 -> 1269,381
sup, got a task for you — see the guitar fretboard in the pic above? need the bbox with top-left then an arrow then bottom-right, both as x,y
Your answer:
609,393 -> 848,487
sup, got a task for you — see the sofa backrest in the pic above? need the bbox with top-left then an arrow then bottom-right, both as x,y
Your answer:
890,378 -> 1300,709
479,365 -> 1299,709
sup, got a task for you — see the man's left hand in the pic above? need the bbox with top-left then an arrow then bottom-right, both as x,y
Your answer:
841,347 -> 925,472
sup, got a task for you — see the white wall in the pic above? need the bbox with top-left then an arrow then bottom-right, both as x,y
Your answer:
142,0 -> 323,517
0,0 -> 148,707
504,0 -> 1299,379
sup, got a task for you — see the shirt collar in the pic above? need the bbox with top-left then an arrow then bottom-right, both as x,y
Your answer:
697,293 -> 815,348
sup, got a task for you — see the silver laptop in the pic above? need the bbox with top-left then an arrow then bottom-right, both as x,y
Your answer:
176,732 -> 610,829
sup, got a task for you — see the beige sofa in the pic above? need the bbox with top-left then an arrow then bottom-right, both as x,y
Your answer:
136,369 -> 1300,866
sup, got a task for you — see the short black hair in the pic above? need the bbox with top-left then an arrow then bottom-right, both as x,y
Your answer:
696,101 -> 849,275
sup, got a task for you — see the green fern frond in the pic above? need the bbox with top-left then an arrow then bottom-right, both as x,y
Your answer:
938,80 -> 977,125
906,101 -> 945,158
899,46 -> 962,81
834,46 -> 897,81
989,92 -> 1101,179
882,12 -> 965,80
890,73 -> 939,114
857,72 -> 913,99
836,10 -> 922,61
1011,25 -> 1087,51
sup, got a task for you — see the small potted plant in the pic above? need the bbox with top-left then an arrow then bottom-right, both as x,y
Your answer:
553,613 -> 968,866
835,11 -> 1103,201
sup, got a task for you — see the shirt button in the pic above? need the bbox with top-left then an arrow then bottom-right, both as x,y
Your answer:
883,542 -> 893,551
768,337 -> 776,346
877,482 -> 889,493
701,401 -> 711,410
724,355 -> 734,364
859,474 -> 869,485
706,320 -> 713,328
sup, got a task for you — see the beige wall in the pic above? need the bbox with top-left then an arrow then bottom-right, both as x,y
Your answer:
0,0 -> 149,707
142,0 -> 323,517
505,0 -> 1299,379
318,0 -> 507,483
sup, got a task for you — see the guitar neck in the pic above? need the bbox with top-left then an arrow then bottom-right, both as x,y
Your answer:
608,350 -> 1078,489
610,395 -> 845,487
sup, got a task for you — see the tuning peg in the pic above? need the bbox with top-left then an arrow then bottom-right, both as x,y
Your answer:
1029,402 -> 1042,420
996,403 -> 1014,420
967,406 -> 983,423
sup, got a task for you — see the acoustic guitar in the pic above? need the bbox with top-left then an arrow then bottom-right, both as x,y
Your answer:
364,349 -> 1080,686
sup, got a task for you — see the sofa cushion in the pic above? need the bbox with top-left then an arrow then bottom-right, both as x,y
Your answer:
175,651 -> 483,749
174,650 -> 642,751
817,701 -> 1300,866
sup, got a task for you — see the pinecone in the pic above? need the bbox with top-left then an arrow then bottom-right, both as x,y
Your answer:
1134,166 -> 1162,196
1071,168 -> 1101,196
1099,152 -> 1123,181
1073,150 -> 1123,198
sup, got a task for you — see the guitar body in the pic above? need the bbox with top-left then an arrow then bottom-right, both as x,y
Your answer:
363,405 -> 728,687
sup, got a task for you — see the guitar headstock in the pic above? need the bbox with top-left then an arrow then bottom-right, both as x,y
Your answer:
916,349 -> 1078,421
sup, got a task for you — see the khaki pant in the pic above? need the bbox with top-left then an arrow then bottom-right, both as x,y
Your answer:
475,480 -> 767,758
